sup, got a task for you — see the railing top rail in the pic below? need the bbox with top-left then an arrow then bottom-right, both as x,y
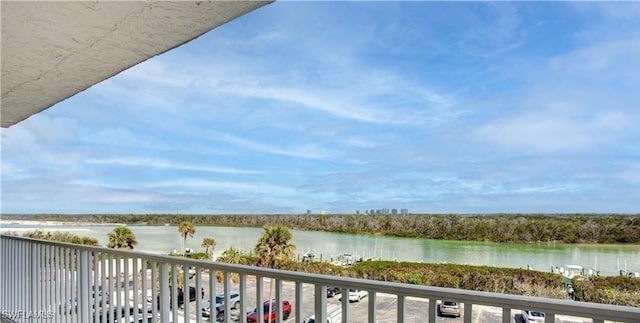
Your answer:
2,234 -> 639,321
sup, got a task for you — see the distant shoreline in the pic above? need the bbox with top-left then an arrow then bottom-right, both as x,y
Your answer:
2,213 -> 639,245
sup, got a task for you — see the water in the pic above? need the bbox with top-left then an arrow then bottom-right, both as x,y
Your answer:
2,222 -> 638,276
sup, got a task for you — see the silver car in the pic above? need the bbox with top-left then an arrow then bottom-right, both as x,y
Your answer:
202,292 -> 240,317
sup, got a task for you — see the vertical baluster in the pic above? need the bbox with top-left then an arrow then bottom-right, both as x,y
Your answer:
30,242 -> 38,315
141,259 -> 148,319
295,281 -> 303,323
151,261 -> 158,321
341,285 -> 349,323
314,284 -> 327,323
160,262 -> 170,323
196,267 -> 202,323
502,307 -> 512,323
368,291 -> 377,323
78,250 -> 90,323
397,294 -> 406,323
124,256 -> 130,320
240,274 -> 247,323
224,271 -> 232,323
55,246 -> 61,323
208,268 -> 216,323
275,278 -> 283,323
172,264 -> 178,323
463,302 -> 472,323
116,255 -> 122,320
133,257 -> 139,321
93,251 -> 99,322
101,252 -> 108,323
256,276 -> 264,323
183,263 -> 190,323
428,298 -> 437,322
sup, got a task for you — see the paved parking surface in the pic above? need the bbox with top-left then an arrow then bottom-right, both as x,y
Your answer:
146,272 -> 591,323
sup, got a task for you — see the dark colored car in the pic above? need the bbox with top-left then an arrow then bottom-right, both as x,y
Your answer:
157,286 -> 202,309
246,300 -> 292,323
326,286 -> 341,298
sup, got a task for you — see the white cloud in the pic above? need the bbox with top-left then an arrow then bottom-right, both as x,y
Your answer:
85,157 -> 262,175
474,109 -> 626,154
146,179 -> 297,196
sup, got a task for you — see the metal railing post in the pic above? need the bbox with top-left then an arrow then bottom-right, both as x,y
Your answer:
78,249 -> 90,323
368,291 -> 377,323
295,281 -> 303,323
464,302 -> 472,323
314,283 -> 327,323
502,307 -> 512,323
256,276 -> 264,323
160,262 -> 170,323
397,294 -> 406,323
30,242 -> 39,315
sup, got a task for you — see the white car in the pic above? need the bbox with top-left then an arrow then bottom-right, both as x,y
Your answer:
202,292 -> 240,317
522,310 -> 545,323
304,304 -> 342,323
338,288 -> 367,302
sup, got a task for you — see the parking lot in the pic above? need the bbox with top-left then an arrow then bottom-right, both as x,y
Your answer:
154,273 -> 592,323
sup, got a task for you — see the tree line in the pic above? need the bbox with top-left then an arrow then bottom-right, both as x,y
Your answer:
6,213 -> 639,243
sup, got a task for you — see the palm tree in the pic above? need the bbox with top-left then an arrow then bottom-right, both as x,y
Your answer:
254,225 -> 296,268
216,247 -> 244,264
254,225 -> 295,311
201,237 -> 216,257
107,226 -> 137,250
178,221 -> 195,255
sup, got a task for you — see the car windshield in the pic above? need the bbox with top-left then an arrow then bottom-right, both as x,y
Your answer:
216,296 -> 224,304
263,302 -> 278,313
530,311 -> 545,317
443,301 -> 457,306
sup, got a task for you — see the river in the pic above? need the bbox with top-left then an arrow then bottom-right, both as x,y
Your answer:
1,221 -> 638,276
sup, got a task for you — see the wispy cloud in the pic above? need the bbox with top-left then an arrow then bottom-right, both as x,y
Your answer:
86,157 -> 263,175
146,179 -> 298,196
473,109 -> 627,154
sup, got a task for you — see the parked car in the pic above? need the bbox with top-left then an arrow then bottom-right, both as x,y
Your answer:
60,287 -> 109,314
246,299 -> 292,323
93,305 -> 153,323
326,286 -> 341,298
522,310 -> 545,323
156,286 -> 202,309
304,304 -> 342,323
338,288 -> 367,302
438,300 -> 460,317
202,292 -> 240,317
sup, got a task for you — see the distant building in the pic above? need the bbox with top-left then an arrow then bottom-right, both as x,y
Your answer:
382,208 -> 389,214
356,210 -> 360,215
392,209 -> 397,215
400,208 -> 409,215
306,209 -> 311,214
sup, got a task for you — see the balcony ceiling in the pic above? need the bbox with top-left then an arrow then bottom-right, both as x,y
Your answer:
1,1 -> 271,128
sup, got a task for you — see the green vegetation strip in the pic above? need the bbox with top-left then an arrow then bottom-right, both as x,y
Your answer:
7,213 -> 640,244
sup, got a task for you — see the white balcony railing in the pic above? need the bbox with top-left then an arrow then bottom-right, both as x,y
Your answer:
1,235 -> 639,323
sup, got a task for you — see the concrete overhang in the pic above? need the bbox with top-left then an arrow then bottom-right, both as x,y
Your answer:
1,1 -> 272,128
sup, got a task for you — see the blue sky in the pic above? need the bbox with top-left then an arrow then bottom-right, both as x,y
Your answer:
2,2 -> 640,214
